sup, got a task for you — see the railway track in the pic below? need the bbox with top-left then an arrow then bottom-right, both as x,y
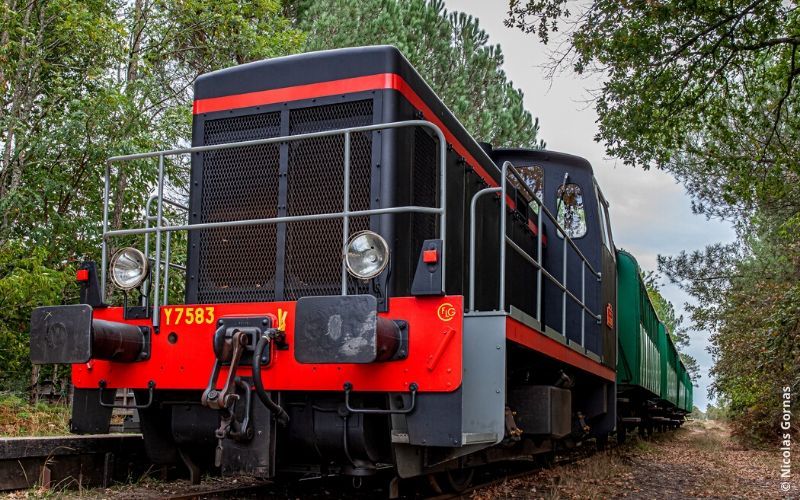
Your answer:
0,433 -> 617,497
0,433 -> 149,492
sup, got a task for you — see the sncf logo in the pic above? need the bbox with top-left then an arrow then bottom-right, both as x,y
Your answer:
437,302 -> 456,322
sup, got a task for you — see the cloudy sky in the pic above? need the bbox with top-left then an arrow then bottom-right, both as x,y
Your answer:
446,0 -> 736,410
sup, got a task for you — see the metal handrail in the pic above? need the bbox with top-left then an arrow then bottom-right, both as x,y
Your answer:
506,162 -> 601,279
142,194 -> 189,307
467,160 -> 601,350
100,120 -> 447,327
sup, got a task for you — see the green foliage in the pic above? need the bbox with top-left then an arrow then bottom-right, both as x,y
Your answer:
0,243 -> 72,390
0,0 -> 303,388
705,402 -> 730,422
663,224 -> 800,443
506,0 -> 800,443
299,0 -> 543,148
0,392 -> 70,436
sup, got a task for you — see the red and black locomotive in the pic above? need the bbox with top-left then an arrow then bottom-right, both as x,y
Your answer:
30,46 -> 623,487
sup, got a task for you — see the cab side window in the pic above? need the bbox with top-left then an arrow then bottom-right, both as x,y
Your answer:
601,201 -> 614,250
556,183 -> 586,238
513,165 -> 544,213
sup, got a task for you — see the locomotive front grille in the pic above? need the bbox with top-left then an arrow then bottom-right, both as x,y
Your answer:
285,101 -> 373,299
197,112 -> 282,303
195,100 -> 374,303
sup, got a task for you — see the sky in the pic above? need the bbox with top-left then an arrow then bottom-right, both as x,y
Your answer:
446,0 -> 737,410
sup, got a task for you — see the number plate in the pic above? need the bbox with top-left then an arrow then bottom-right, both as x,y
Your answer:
163,306 -> 216,326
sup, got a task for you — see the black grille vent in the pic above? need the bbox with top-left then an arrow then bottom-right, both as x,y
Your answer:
411,128 -> 438,256
197,112 -> 281,303
285,100 -> 373,299
194,100 -> 374,304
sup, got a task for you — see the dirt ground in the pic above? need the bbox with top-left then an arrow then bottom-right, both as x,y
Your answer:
3,420 -> 790,499
474,420 -> 789,499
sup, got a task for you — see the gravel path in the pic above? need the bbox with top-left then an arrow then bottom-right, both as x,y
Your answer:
474,420 -> 789,499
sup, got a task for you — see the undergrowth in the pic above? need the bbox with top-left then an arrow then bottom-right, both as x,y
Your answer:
0,393 -> 70,437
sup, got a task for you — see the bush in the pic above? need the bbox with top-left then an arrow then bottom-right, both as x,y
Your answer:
0,242 -> 73,392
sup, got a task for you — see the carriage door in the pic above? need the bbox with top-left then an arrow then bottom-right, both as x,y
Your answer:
596,186 -> 617,368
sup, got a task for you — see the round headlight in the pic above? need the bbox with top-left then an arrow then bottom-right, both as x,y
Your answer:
345,231 -> 389,280
110,247 -> 149,290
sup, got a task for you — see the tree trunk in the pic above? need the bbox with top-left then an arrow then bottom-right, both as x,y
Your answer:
112,0 -> 147,230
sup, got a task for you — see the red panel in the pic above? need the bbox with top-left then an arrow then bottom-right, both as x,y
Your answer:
72,296 -> 463,393
193,74 -> 394,114
506,316 -> 616,382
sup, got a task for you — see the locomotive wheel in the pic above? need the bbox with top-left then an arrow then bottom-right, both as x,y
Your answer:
426,467 -> 475,494
445,467 -> 475,493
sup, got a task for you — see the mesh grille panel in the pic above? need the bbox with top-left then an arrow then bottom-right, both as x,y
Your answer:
411,128 -> 438,255
285,100 -> 373,299
197,112 -> 281,303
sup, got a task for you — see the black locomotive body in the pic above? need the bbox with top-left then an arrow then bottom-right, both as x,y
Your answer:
28,46 -> 689,490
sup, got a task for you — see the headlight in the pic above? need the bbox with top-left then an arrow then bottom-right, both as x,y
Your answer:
110,247 -> 149,290
344,231 -> 389,280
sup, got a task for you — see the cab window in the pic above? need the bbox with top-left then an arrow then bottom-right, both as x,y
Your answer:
601,201 -> 613,250
512,165 -> 544,214
556,183 -> 586,238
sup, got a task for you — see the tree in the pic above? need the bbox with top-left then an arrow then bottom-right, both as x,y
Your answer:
505,0 -> 799,443
505,0 -> 800,223
0,244 -> 72,392
298,0 -> 544,148
0,0 -> 303,390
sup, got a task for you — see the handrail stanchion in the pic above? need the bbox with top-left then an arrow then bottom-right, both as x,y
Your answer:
437,131 -> 447,288
499,161 -> 508,311
581,262 -> 586,346
562,230 -> 567,338
468,186 -> 501,312
536,198 -> 543,323
163,231 -> 172,306
341,132 -> 351,295
101,162 -> 110,301
151,154 -> 165,327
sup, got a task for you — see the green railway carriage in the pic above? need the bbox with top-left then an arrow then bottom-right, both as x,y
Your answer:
662,330 -> 679,406
616,250 -> 692,438
616,250 -> 662,395
679,365 -> 693,413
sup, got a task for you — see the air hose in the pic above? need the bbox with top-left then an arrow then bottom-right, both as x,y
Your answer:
252,333 -> 290,426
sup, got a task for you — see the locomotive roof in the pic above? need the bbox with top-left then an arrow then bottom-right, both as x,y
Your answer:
196,45 -> 423,100
489,147 -> 595,176
193,45 -> 510,187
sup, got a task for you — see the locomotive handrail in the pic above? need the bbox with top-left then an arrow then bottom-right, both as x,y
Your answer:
100,120 -> 448,326
142,194 -> 188,307
506,164 -> 601,279
468,160 -> 602,351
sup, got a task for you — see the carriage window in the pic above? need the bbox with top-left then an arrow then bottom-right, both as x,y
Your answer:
556,183 -> 586,238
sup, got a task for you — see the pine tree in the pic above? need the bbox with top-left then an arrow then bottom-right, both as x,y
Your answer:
298,0 -> 544,149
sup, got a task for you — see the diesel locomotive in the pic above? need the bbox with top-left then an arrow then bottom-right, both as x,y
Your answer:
29,46 -> 691,489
